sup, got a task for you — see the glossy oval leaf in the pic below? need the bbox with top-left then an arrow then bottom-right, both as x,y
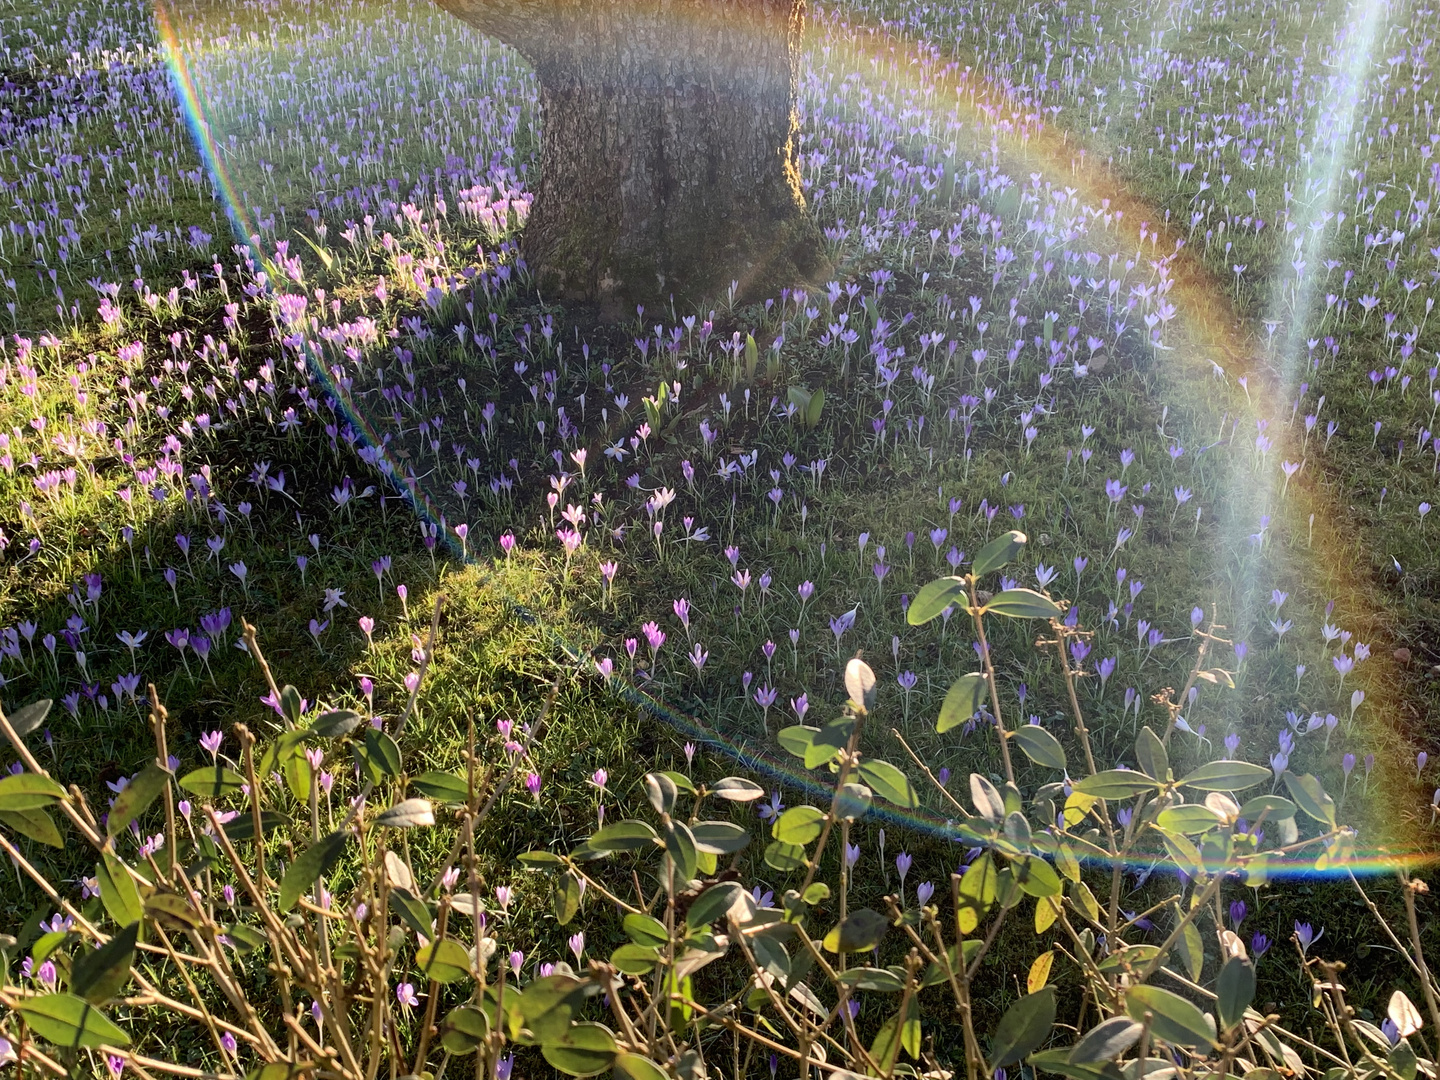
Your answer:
8,698 -> 52,737
1012,726 -> 1067,771
69,922 -> 138,1004
1068,1016 -> 1144,1064
686,881 -> 745,930
1283,771 -> 1337,827
939,674 -> 988,733
1155,805 -> 1227,836
973,530 -> 1027,578
985,588 -> 1063,619
97,853 -> 144,928
309,708 -> 364,738
417,937 -> 473,983
709,777 -> 764,802
540,1022 -> 618,1077
772,805 -> 826,846
907,577 -> 969,626
614,1053 -> 670,1080
1179,760 -> 1272,792
588,819 -> 660,853
610,943 -> 660,975
0,807 -> 63,848
177,764 -> 246,800
623,913 -> 669,947
0,772 -> 66,811
988,985 -> 1056,1069
376,798 -> 435,829
279,831 -> 348,912
1217,956 -> 1256,1032
691,820 -> 749,855
858,760 -> 918,808
1074,770 -> 1161,800
411,771 -> 469,804
763,840 -> 807,872
822,909 -> 889,953
1125,985 -> 1216,1048
17,993 -> 130,1048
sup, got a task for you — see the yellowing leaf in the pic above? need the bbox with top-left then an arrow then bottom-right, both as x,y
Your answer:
1027,950 -> 1055,993
1035,895 -> 1060,934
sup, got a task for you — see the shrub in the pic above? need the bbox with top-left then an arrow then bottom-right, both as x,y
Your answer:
0,535 -> 1434,1080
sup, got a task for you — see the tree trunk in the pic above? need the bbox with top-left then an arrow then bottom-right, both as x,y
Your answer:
434,0 -> 822,309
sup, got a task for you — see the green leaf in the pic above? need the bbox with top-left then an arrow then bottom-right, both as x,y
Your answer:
417,936 -> 473,983
686,882 -> 744,930
0,772 -> 66,811
907,577 -> 969,625
16,992 -> 130,1048
985,588 -> 1063,619
858,760 -> 918,808
309,708 -> 364,738
1175,919 -> 1205,981
1155,805 -> 1227,835
218,811 -> 289,843
958,853 -> 999,932
355,729 -> 402,783
279,685 -> 305,725
8,699 -> 51,737
709,777 -> 764,801
1217,956 -> 1256,1031
69,922 -> 138,1004
610,944 -> 660,975
1283,772 -> 1337,827
805,386 -> 825,429
517,974 -> 587,1042
764,840 -> 807,872
614,1053 -> 670,1080
838,966 -> 907,992
690,821 -> 749,855
517,850 -> 565,867
278,831 -> 348,912
224,924 -> 268,954
871,997 -> 921,1066
97,853 -> 144,928
777,724 -> 820,761
1135,727 -> 1169,781
939,674 -> 989,733
1179,760 -> 1272,792
1236,795 -> 1296,821
822,909 -> 889,953
663,821 -> 698,881
971,773 -> 1006,823
1013,856 -> 1063,898
541,1021 -> 618,1076
411,771 -> 469,803
552,870 -> 582,926
1068,1016 -> 1144,1063
177,764 -> 247,799
1013,725 -> 1067,771
376,799 -> 435,829
773,805 -> 826,845
973,529 -> 1027,577
439,1005 -> 488,1054
645,772 -> 678,814
105,765 -> 169,839
989,985 -> 1056,1069
0,807 -> 63,847
658,771 -> 697,795
1125,985 -> 1216,1048
588,820 -> 659,853
836,782 -> 873,821
389,889 -> 434,939
1074,770 -> 1161,800
624,913 -> 669,947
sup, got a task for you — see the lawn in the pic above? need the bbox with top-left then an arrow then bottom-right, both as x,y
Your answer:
0,0 -> 1436,1070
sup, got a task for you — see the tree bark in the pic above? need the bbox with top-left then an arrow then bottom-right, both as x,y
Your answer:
434,0 -> 822,309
